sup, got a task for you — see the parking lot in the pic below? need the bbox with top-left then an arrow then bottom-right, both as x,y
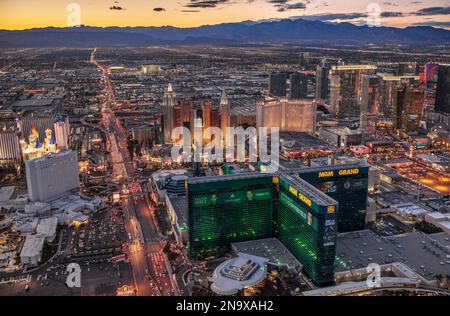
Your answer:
64,208 -> 126,259
0,259 -> 133,296
0,206 -> 133,296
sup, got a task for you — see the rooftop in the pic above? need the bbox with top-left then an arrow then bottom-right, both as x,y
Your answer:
188,171 -> 269,185
280,174 -> 338,207
417,154 -> 450,167
286,161 -> 367,175
231,238 -> 302,273
20,235 -> 45,258
332,65 -> 377,71
321,127 -> 362,136
167,195 -> 188,228
36,217 -> 58,240
336,230 -> 450,281
393,203 -> 429,217
26,149 -> 76,163
0,186 -> 15,202
209,253 -> 268,295
12,98 -> 55,109
280,132 -> 335,151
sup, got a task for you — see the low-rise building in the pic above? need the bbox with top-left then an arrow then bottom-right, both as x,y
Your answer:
209,253 -> 269,296
36,217 -> 58,242
319,127 -> 363,148
425,212 -> 450,235
20,235 -> 45,267
166,194 -> 188,246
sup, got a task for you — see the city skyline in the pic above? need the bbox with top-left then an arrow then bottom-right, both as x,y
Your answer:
0,0 -> 449,30
0,0 -> 449,300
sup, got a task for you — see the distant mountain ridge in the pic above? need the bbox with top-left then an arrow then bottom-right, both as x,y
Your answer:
0,18 -> 449,47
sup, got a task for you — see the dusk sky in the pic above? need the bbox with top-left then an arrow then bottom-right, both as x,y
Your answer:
0,0 -> 449,30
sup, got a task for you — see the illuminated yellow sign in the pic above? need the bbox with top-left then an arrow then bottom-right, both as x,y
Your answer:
327,205 -> 335,214
287,184 -> 312,207
318,168 -> 360,178
338,168 -> 360,176
272,176 -> 279,184
318,170 -> 334,178
298,192 -> 312,207
289,186 -> 298,196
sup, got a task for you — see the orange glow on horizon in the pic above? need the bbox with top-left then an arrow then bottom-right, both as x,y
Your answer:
0,0 -> 449,31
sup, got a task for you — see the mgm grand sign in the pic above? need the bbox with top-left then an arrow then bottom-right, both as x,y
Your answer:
318,168 -> 360,178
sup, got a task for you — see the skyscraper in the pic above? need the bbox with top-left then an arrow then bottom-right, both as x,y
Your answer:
361,75 -> 381,115
220,91 -> 230,146
53,119 -> 70,150
202,100 -> 212,144
188,173 -> 274,258
435,65 -> 450,114
16,115 -> 68,144
187,173 -> 339,286
269,72 -> 288,97
181,100 -> 192,125
289,73 -> 308,100
154,118 -> 163,145
162,83 -> 176,143
174,106 -> 181,128
330,65 -> 377,118
0,130 -> 21,168
379,74 -> 419,118
299,52 -> 310,68
276,174 -> 338,286
315,65 -> 329,101
256,98 -> 316,134
294,163 -> 369,233
421,62 -> 439,111
25,150 -> 80,202
360,75 -> 381,130
211,108 -> 220,129
393,84 -> 424,134
189,108 -> 198,146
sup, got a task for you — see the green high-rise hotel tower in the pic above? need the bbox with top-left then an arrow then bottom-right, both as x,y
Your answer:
294,164 -> 369,233
187,173 -> 338,286
187,173 -> 275,258
276,174 -> 338,286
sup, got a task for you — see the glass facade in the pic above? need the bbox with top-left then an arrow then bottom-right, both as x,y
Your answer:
275,176 -> 337,286
297,165 -> 369,233
187,173 -> 339,286
188,175 -> 274,258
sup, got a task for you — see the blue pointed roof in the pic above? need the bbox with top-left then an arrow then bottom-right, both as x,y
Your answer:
35,139 -> 42,148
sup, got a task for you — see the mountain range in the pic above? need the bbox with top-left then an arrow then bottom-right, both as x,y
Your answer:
1,18 -> 449,47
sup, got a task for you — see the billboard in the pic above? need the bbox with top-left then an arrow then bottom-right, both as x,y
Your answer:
424,63 -> 439,83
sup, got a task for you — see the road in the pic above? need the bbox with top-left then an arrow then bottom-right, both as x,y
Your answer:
90,48 -> 177,296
